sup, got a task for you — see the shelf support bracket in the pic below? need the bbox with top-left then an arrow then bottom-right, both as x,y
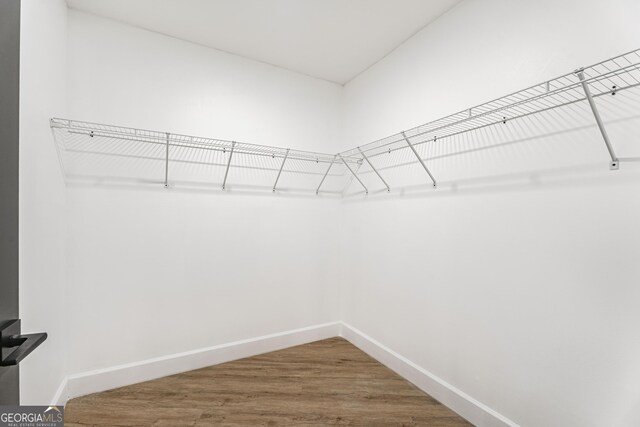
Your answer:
272,148 -> 290,192
222,141 -> 236,190
342,162 -> 361,194
575,68 -> 619,170
339,154 -> 368,194
164,132 -> 170,188
357,147 -> 390,192
402,131 -> 437,188
316,154 -> 337,195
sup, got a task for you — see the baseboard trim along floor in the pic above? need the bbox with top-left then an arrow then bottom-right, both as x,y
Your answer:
52,321 -> 518,427
54,322 -> 341,405
64,337 -> 472,425
340,323 -> 519,427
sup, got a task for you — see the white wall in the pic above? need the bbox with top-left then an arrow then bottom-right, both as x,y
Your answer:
18,2 -> 640,425
63,11 -> 342,376
341,1 -> 640,426
19,0 -> 68,405
66,11 -> 343,153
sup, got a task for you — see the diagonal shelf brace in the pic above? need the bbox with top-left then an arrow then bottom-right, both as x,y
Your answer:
342,162 -> 362,194
402,131 -> 437,188
339,154 -> 368,194
575,68 -> 620,170
357,146 -> 390,192
222,141 -> 236,190
316,154 -> 337,195
272,148 -> 290,192
164,132 -> 170,188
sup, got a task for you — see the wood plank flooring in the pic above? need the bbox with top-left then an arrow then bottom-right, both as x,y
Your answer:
65,337 -> 471,426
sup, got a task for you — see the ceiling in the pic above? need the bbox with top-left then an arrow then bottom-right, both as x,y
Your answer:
65,0 -> 462,85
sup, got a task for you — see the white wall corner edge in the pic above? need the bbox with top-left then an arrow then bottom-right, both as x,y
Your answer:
51,376 -> 69,407
51,321 -> 518,427
338,322 -> 520,427
51,321 -> 341,406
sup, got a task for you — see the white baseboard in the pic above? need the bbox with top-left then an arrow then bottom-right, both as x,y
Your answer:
339,322 -> 519,427
52,320 -> 516,427
54,321 -> 341,405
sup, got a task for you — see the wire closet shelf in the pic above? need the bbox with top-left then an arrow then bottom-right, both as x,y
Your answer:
51,48 -> 640,194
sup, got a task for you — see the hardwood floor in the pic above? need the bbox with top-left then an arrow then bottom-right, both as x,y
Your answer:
65,338 -> 471,426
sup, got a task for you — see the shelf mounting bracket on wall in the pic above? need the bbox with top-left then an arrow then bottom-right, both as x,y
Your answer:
316,154 -> 337,195
357,146 -> 390,192
222,141 -> 236,190
575,68 -> 620,170
339,154 -> 368,194
402,131 -> 437,188
272,148 -> 289,192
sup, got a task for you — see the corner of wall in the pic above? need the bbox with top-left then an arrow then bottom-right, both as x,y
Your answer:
18,0 -> 69,405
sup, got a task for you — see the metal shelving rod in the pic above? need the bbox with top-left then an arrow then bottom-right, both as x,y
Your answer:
316,154 -> 337,195
50,48 -> 640,194
402,131 -> 436,188
575,68 -> 620,170
222,141 -> 236,191
341,48 -> 640,161
273,148 -> 289,192
357,146 -> 389,192
339,154 -> 368,194
65,127 -> 340,165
